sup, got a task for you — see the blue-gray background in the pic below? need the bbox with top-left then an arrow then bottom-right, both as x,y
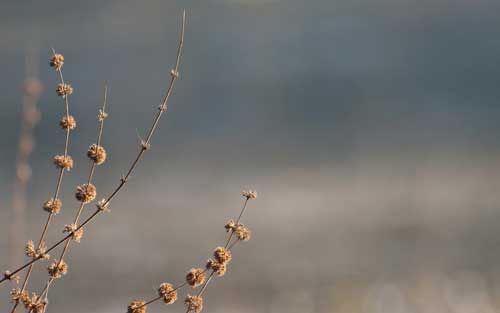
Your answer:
2,0 -> 500,312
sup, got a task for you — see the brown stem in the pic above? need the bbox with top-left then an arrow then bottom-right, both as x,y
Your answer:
1,11 -> 186,293
137,194 -> 249,313
36,84 -> 108,305
10,50 -> 74,313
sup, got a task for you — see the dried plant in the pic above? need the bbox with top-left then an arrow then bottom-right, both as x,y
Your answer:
1,10 -> 187,312
7,44 -> 76,313
126,190 -> 257,313
3,10 -> 258,313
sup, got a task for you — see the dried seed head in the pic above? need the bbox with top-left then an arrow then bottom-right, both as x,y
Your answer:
158,103 -> 167,112
234,224 -> 252,242
63,223 -> 84,243
43,198 -> 62,214
158,282 -> 177,304
98,109 -> 108,122
3,271 -> 20,284
185,295 -> 203,313
186,268 -> 206,287
25,240 -> 49,260
241,190 -> 257,200
48,259 -> 68,278
22,292 -> 46,313
56,83 -> 73,97
141,140 -> 150,150
49,53 -> 64,71
10,288 -> 28,303
127,299 -> 147,313
225,219 -> 236,232
59,115 -> 76,130
75,183 -> 97,203
53,155 -> 73,170
206,259 -> 226,276
96,198 -> 110,212
213,247 -> 232,265
87,144 -> 107,165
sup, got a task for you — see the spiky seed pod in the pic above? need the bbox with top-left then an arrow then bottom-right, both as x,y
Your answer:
158,283 -> 177,304
213,247 -> 232,265
87,144 -> 107,165
241,190 -> 257,199
25,240 -> 49,260
48,259 -> 68,278
185,295 -> 203,313
59,115 -> 76,130
225,219 -> 236,232
56,83 -> 73,97
43,198 -> 62,214
127,300 -> 147,313
98,109 -> 108,121
75,183 -> 97,203
63,223 -> 84,243
186,268 -> 206,287
234,224 -> 251,241
49,53 -> 64,71
53,155 -> 73,170
10,288 -> 28,303
23,293 -> 46,313
206,259 -> 226,276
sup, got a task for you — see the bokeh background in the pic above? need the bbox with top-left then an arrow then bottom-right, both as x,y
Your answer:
2,0 -> 500,312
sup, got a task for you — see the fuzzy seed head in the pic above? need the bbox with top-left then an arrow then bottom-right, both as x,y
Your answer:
98,109 -> 108,122
158,282 -> 177,304
10,288 -> 28,303
214,247 -> 232,265
53,155 -> 73,170
185,295 -> 203,313
87,144 -> 107,165
241,190 -> 257,199
56,83 -> 73,97
186,268 -> 206,287
128,300 -> 147,313
234,224 -> 252,241
225,219 -> 236,232
22,292 -> 46,313
26,240 -> 49,260
206,259 -> 227,276
48,259 -> 68,278
59,115 -> 76,130
75,183 -> 97,203
43,198 -> 62,214
50,53 -> 64,71
63,223 -> 84,243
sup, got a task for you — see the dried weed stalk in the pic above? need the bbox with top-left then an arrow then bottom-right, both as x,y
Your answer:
127,190 -> 257,313
1,10 -> 187,313
7,47 -> 75,313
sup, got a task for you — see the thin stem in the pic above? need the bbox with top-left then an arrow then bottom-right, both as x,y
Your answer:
134,239 -> 242,312
10,49 -> 74,313
136,195 -> 249,313
37,84 -> 108,304
225,198 -> 248,248
1,11 -> 186,288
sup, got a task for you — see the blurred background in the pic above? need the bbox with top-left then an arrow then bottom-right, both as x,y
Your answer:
2,0 -> 500,312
